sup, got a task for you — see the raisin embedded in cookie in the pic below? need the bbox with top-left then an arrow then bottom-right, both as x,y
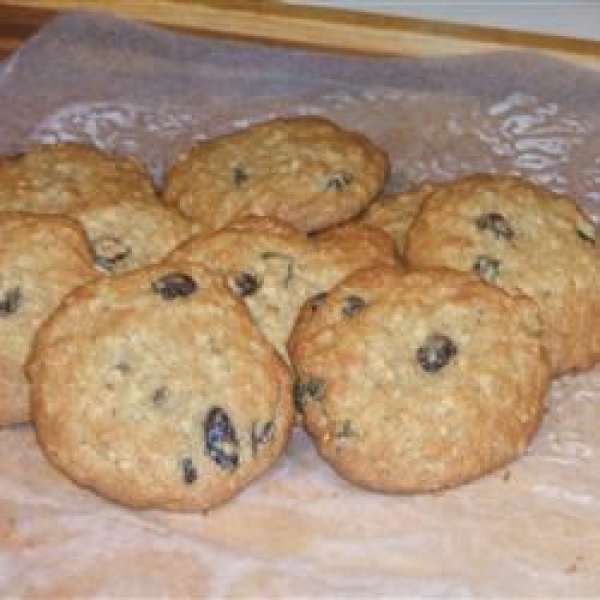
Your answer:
166,216 -> 397,361
28,263 -> 293,512
163,116 -> 389,233
404,174 -> 600,374
288,267 -> 550,493
0,142 -> 157,214
359,182 -> 439,256
0,212 -> 97,426
69,200 -> 200,274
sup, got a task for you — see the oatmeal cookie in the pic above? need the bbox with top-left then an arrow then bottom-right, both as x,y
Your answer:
0,142 -> 157,214
0,212 -> 97,426
167,216 -> 397,360
360,182 -> 439,255
404,174 -> 600,374
29,263 -> 293,511
163,116 -> 389,233
288,267 -> 550,493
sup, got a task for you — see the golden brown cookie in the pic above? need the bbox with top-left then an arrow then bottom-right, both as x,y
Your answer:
167,216 -> 397,361
163,116 -> 389,233
404,174 -> 600,374
360,183 -> 439,255
69,200 -> 199,274
28,263 -> 293,512
0,142 -> 157,214
288,267 -> 550,493
0,212 -> 97,426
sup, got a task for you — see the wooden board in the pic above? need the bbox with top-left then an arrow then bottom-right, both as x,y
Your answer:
2,0 -> 600,70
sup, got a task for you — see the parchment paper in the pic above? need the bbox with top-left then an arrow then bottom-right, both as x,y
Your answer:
0,12 -> 599,598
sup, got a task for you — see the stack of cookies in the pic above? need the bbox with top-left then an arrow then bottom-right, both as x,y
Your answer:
1,115 -> 598,511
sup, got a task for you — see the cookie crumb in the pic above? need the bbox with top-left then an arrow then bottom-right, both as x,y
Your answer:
565,553 -> 584,574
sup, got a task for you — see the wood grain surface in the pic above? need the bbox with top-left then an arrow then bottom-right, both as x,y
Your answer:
2,0 -> 600,69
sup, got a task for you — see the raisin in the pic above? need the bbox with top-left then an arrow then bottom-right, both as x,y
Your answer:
181,458 -> 198,484
114,361 -> 131,374
472,255 -> 500,282
152,273 -> 197,300
232,272 -> 261,297
260,251 -> 294,287
323,172 -> 353,192
231,164 -> 248,186
293,376 -> 325,412
0,287 -> 22,317
309,291 -> 328,312
3,151 -> 24,162
576,222 -> 596,244
204,407 -> 239,471
152,386 -> 169,406
261,251 -> 294,264
333,420 -> 358,453
335,420 -> 356,439
342,295 -> 366,317
251,420 -> 275,456
93,235 -> 132,271
417,334 -> 457,373
475,212 -> 514,240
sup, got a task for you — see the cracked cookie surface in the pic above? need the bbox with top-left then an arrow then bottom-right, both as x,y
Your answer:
0,142 -> 157,214
163,116 -> 389,233
404,175 -> 600,374
167,216 -> 397,361
288,267 -> 550,493
28,262 -> 293,511
0,212 -> 97,425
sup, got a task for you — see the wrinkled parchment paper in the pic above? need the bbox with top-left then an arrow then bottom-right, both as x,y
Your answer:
1,12 -> 599,598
